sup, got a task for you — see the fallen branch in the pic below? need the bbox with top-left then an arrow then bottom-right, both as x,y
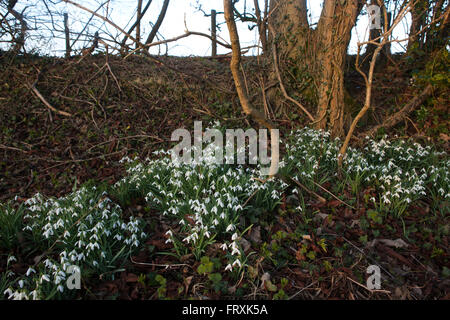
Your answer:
359,84 -> 433,139
28,83 -> 72,117
0,143 -> 28,153
130,256 -> 190,269
310,180 -> 355,209
289,178 -> 326,204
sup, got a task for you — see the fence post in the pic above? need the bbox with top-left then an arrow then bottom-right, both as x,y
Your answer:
211,9 -> 217,57
64,13 -> 71,58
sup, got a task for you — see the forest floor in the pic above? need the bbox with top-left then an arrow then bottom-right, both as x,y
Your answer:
0,53 -> 448,300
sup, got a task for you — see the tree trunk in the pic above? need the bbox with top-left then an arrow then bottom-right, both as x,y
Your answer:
407,0 -> 429,52
145,0 -> 170,47
136,0 -> 143,49
268,0 -> 309,62
268,0 -> 361,137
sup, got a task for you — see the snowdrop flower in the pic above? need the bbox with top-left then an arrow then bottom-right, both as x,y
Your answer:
25,268 -> 36,277
40,274 -> 50,283
231,247 -> 240,256
225,264 -> 233,272
4,288 -> 13,298
226,224 -> 235,232
30,290 -> 38,300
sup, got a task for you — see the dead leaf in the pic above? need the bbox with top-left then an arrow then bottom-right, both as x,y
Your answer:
394,285 -> 411,300
239,238 -> 251,253
184,276 -> 193,295
126,273 -> 138,283
439,133 -> 450,142
260,272 -> 271,289
228,285 -> 237,294
367,238 -> 409,248
328,200 -> 342,207
180,253 -> 193,262
350,219 -> 360,228
249,226 -> 261,244
295,249 -> 305,261
313,213 -> 329,222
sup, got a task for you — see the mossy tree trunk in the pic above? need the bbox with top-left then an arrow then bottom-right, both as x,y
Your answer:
267,0 -> 362,137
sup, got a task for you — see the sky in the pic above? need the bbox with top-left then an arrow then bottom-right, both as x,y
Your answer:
109,0 -> 411,55
7,0 -> 412,56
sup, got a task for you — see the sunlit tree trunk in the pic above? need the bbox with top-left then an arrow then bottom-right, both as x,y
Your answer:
267,0 -> 362,137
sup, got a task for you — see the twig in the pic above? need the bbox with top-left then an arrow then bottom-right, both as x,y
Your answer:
0,144 -> 28,153
310,180 -> 355,209
130,256 -> 190,269
346,276 -> 391,294
243,189 -> 260,208
33,150 -> 125,164
288,281 -> 318,300
105,61 -> 121,92
27,83 -> 72,117
86,135 -> 164,152
289,177 -> 326,204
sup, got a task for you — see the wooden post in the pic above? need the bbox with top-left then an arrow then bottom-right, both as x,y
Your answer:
136,0 -> 142,50
64,13 -> 71,58
211,9 -> 217,57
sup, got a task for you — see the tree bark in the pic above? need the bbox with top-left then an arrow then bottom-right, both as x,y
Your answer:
407,0 -> 428,52
268,0 -> 309,61
136,0 -> 143,49
314,0 -> 361,138
267,0 -> 362,137
64,13 -> 70,58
